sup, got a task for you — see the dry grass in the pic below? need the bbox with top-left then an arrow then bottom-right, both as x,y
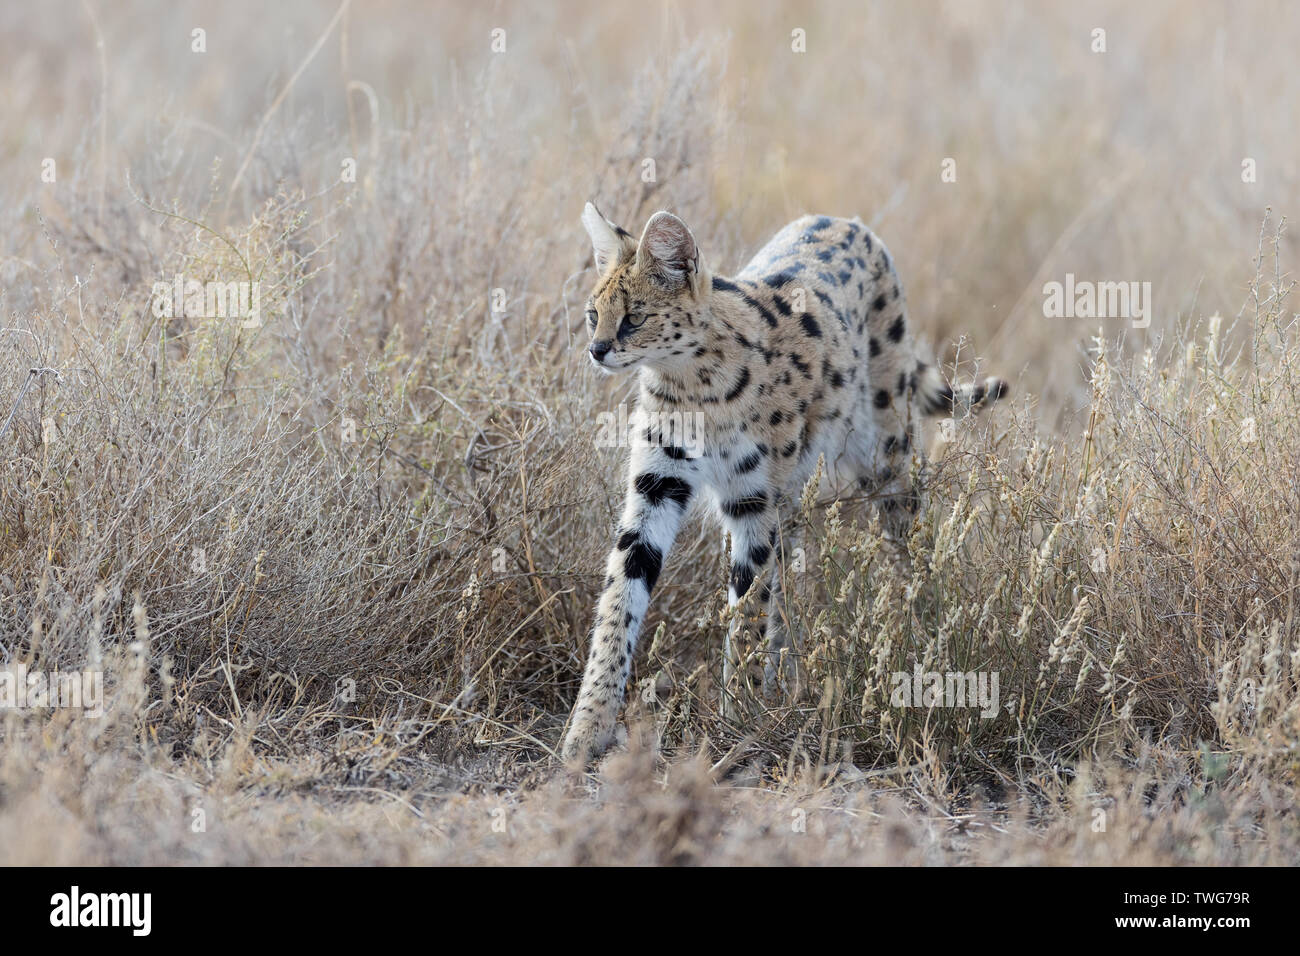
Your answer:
1,0 -> 1297,865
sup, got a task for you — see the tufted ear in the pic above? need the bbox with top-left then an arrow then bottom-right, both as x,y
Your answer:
636,211 -> 700,290
582,201 -> 634,273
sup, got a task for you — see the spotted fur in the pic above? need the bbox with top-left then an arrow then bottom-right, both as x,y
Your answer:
561,203 -> 1008,766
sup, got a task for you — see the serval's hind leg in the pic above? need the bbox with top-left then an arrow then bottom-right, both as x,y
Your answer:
761,560 -> 794,702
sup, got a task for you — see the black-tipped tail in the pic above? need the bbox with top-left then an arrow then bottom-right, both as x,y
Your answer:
918,367 -> 1010,417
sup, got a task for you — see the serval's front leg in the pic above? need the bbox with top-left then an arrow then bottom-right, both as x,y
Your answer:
561,446 -> 694,766
720,492 -> 780,721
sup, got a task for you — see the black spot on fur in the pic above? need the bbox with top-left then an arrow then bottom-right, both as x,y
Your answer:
764,266 -> 804,287
635,472 -> 692,508
624,540 -> 664,591
800,315 -> 822,338
645,381 -> 674,402
734,450 -> 763,475
713,276 -> 779,328
887,315 -> 906,342
924,384 -> 956,415
723,493 -> 769,519
725,367 -> 751,402
874,389 -> 890,409
730,563 -> 756,599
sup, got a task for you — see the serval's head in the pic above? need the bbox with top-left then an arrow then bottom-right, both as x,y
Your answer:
580,202 -> 710,374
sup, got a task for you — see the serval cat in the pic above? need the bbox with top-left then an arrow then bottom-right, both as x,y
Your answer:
561,203 -> 1007,766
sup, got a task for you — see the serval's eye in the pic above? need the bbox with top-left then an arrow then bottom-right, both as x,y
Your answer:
585,308 -> 597,330
623,312 -> 647,329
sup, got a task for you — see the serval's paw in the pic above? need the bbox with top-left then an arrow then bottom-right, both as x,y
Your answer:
560,708 -> 617,769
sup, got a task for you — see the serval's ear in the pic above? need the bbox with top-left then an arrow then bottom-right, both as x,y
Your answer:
582,201 -> 634,273
636,211 -> 701,292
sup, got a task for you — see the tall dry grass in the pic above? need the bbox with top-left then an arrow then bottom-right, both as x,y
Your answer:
0,0 -> 1296,863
